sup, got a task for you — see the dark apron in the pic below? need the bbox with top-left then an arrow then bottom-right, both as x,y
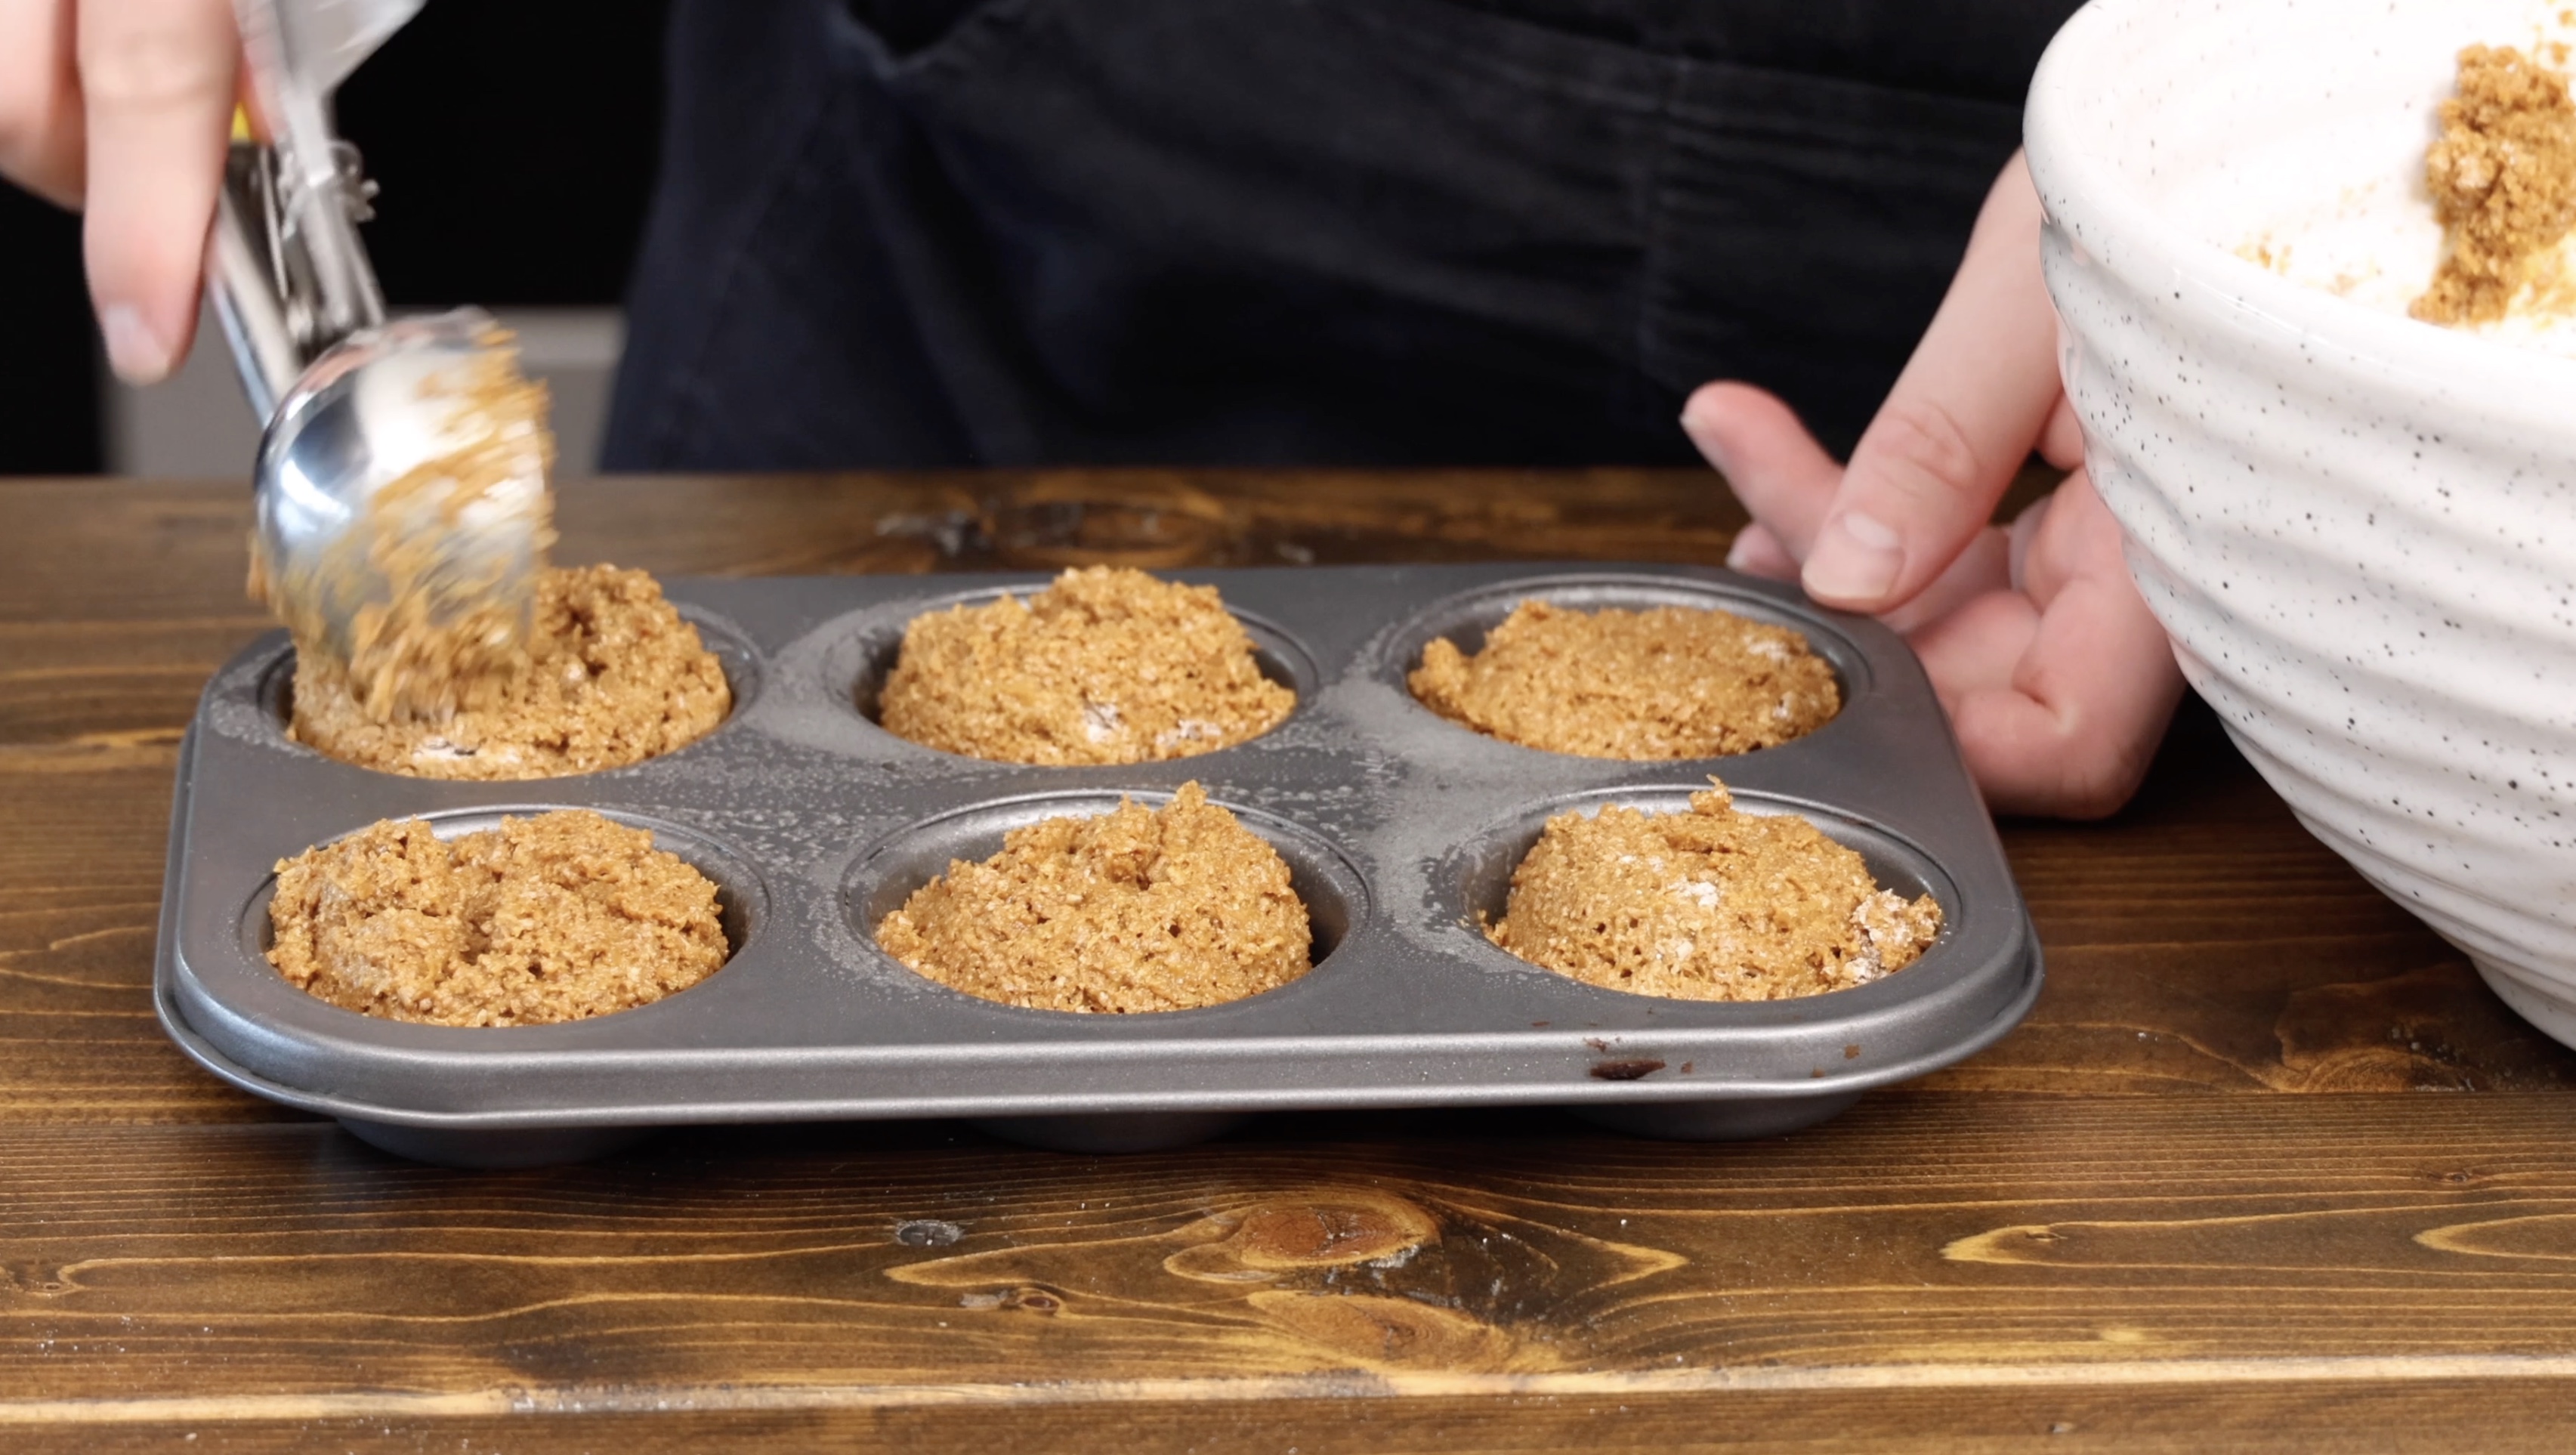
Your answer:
603,0 -> 2077,470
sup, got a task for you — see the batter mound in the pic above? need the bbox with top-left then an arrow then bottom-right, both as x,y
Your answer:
877,782 -> 1313,1013
2414,44 -> 2576,329
1487,783 -> 1941,1002
266,809 -> 730,1027
879,566 -> 1293,765
250,323 -> 556,724
1410,600 -> 1838,759
292,564 -> 730,780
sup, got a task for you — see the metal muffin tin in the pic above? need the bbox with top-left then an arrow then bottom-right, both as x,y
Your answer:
154,563 -> 2040,1166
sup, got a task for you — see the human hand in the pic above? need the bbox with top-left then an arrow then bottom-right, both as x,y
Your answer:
1,0 -> 240,383
1681,153 -> 2185,819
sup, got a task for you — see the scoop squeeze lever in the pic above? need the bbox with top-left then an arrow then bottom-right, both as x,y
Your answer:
208,0 -> 545,678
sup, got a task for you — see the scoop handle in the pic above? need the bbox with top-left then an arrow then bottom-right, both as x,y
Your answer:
210,0 -> 422,422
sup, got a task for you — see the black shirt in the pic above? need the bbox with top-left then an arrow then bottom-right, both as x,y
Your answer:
605,0 -> 2085,469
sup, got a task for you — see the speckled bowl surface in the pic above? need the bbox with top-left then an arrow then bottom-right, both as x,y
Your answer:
2027,0 -> 2576,1040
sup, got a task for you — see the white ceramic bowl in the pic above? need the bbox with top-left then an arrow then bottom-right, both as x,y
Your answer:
2027,0 -> 2576,1041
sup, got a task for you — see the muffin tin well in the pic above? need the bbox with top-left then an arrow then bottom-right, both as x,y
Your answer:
155,563 -> 2040,1166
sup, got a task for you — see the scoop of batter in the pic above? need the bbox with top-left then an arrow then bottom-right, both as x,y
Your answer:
266,809 -> 730,1027
291,564 -> 730,780
877,782 -> 1312,1012
1410,599 -> 1839,759
879,566 -> 1293,765
1488,782 -> 1940,1001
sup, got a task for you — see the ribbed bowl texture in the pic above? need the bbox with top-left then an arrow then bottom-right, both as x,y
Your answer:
2028,0 -> 2576,1039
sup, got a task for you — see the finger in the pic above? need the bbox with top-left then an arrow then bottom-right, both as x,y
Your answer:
2006,490 -> 2054,599
2016,469 -> 2115,608
1724,523 -> 1802,579
1907,587 -> 2037,712
1800,153 -> 2065,613
1951,471 -> 2185,817
2038,387 -> 2086,471
78,0 -> 237,384
1682,382 -> 1843,561
1881,525 -> 2010,636
1952,588 -> 2181,817
0,0 -> 82,205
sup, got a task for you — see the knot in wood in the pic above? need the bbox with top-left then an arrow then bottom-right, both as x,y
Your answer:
1165,1192 -> 1441,1285
894,1219 -> 966,1248
1231,1196 -> 1438,1269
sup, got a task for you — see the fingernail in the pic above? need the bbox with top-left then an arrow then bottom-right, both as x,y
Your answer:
1680,409 -> 1734,476
1699,441 -> 1737,488
1802,511 -> 1903,604
1724,532 -> 1760,570
101,304 -> 172,385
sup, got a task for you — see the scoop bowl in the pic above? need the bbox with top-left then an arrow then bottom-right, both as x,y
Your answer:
251,307 -> 548,670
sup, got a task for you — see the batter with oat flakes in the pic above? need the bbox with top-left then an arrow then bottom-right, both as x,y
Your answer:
2414,43 -> 2576,329
879,565 -> 1292,765
1488,782 -> 1941,1002
877,782 -> 1311,1014
1410,600 -> 1839,759
291,564 -> 731,780
266,808 -> 730,1027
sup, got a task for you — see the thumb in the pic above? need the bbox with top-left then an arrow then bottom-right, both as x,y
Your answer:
1799,153 -> 2063,613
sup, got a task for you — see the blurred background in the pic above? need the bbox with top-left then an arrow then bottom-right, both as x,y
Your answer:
0,0 -> 671,478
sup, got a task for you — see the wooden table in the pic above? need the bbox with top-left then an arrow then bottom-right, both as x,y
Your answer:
7,471 -> 2575,1453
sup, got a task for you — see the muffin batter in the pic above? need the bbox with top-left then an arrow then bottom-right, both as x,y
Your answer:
2414,44 -> 2576,327
266,809 -> 730,1027
1410,599 -> 1839,759
1487,783 -> 1941,1002
292,564 -> 730,780
877,782 -> 1313,1013
250,323 -> 555,723
879,566 -> 1293,765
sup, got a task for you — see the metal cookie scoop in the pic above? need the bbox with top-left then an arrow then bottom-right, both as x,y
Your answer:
211,0 -> 549,699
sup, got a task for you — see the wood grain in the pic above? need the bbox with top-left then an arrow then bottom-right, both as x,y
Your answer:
8,1096 -> 2576,1443
2,474 -> 2570,1450
19,1382 -> 2576,1455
